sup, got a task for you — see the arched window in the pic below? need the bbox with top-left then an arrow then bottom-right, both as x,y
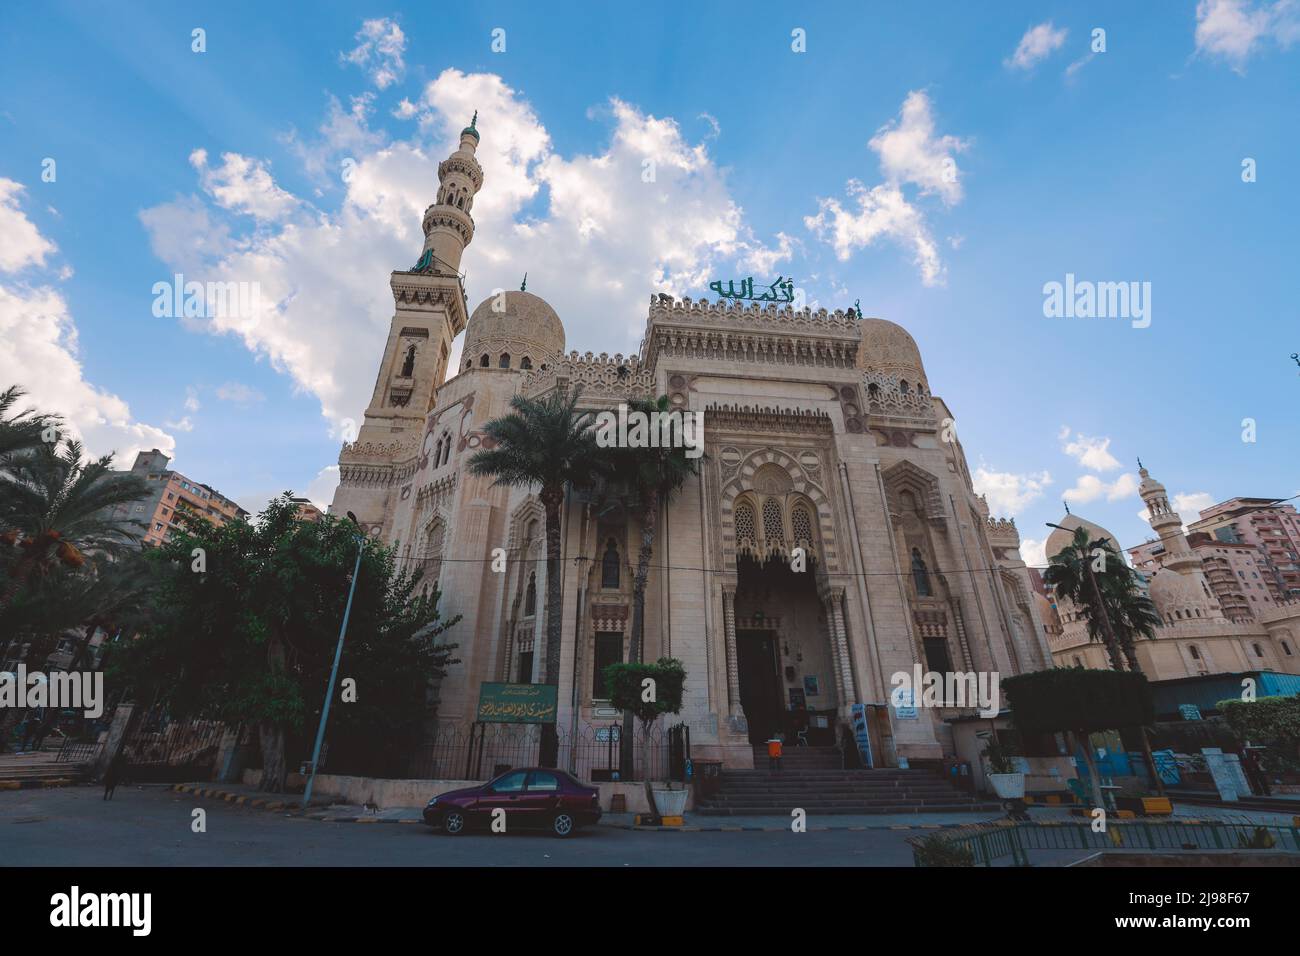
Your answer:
601,538 -> 620,589
867,383 -> 880,400
911,548 -> 932,597
401,344 -> 416,377
734,502 -> 756,544
791,505 -> 813,544
433,437 -> 444,465
479,353 -> 490,367
520,356 -> 532,370
1175,610 -> 1182,619
464,358 -> 472,370
1189,645 -> 1200,660
1282,640 -> 1293,656
1072,656 -> 1082,667
899,379 -> 910,394
422,520 -> 445,592
499,353 -> 511,369
440,433 -> 452,466
524,572 -> 536,616
761,498 -> 785,546
1253,642 -> 1264,658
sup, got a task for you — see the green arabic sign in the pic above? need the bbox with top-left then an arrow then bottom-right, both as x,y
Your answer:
476,682 -> 558,724
708,275 -> 795,303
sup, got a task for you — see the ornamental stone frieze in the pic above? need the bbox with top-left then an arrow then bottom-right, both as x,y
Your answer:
704,403 -> 834,436
521,352 -> 655,398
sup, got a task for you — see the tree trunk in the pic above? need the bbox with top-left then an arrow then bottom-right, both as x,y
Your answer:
642,720 -> 658,822
622,492 -> 658,776
258,720 -> 287,793
540,488 -> 564,768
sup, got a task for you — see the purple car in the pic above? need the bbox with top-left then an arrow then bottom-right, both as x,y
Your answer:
423,768 -> 602,837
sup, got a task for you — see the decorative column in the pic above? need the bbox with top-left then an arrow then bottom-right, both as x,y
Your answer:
824,586 -> 857,707
722,585 -> 741,715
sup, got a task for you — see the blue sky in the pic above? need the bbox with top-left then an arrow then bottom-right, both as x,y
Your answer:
1,1 -> 1296,565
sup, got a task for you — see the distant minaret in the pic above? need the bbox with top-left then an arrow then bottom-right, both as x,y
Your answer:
330,115 -> 485,530
1137,461 -> 1199,574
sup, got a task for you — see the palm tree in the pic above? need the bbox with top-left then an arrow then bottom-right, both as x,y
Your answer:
0,385 -> 61,467
1100,570 -> 1163,673
468,387 -> 605,767
1042,526 -> 1127,671
0,439 -> 149,610
606,394 -> 702,773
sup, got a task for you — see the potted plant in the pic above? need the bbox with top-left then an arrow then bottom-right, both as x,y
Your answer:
604,658 -> 687,822
981,735 -> 1025,799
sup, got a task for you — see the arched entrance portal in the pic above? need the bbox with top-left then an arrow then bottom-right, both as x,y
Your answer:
733,555 -> 839,746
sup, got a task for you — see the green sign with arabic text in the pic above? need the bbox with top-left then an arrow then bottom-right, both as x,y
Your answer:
476,682 -> 558,724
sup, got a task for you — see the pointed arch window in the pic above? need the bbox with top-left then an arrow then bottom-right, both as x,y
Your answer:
524,572 -> 537,616
479,354 -> 490,367
761,498 -> 785,546
401,344 -> 416,377
520,356 -> 533,370
734,502 -> 756,545
601,538 -> 621,589
791,504 -> 813,544
499,353 -> 511,369
911,548 -> 932,597
422,520 -> 446,592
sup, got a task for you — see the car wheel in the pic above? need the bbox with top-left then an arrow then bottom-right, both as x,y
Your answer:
443,810 -> 467,836
551,811 -> 576,838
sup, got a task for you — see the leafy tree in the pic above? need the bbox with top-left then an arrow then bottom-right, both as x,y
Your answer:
1003,667 -> 1154,809
1042,526 -> 1130,671
468,387 -> 605,766
1219,695 -> 1300,772
109,495 -> 459,791
603,657 -> 685,817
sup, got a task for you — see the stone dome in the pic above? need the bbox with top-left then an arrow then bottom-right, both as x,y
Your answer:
463,290 -> 565,372
1044,514 -> 1122,562
1147,567 -> 1219,621
857,318 -> 928,387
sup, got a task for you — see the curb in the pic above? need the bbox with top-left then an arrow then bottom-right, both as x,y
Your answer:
0,777 -> 79,791
169,783 -> 422,824
600,820 -> 980,832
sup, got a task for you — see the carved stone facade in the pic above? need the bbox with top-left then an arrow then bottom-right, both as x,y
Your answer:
330,122 -> 1052,769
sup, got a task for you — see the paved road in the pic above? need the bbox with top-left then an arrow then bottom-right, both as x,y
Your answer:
1,785 -> 922,866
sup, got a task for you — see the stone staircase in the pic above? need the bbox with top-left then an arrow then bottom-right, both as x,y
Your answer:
694,746 -> 999,816
0,743 -> 97,786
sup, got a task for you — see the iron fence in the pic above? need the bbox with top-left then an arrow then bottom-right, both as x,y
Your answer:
120,716 -> 229,782
54,738 -> 102,765
913,820 -> 1300,867
402,720 -> 690,783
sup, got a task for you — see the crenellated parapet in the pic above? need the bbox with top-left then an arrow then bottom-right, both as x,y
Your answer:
986,516 -> 1021,549
641,295 -> 861,371
521,351 -> 656,398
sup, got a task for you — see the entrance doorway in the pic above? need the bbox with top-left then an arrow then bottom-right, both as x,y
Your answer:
736,629 -> 781,745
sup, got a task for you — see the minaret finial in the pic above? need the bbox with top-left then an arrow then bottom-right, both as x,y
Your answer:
470,110 -> 477,130
1137,456 -> 1144,470
520,272 -> 527,292
1063,500 -> 1071,515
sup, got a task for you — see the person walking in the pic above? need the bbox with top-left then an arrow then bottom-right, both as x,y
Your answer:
102,750 -> 126,801
767,736 -> 783,772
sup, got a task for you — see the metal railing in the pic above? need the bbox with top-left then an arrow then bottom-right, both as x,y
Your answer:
913,821 -> 1300,867
400,720 -> 688,783
54,738 -> 103,764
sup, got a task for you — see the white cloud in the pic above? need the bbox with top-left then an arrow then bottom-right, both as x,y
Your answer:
972,466 -> 1053,516
0,179 -> 57,273
306,464 -> 340,511
1173,491 -> 1217,519
1005,22 -> 1068,70
140,69 -> 791,433
1064,472 -> 1140,505
805,91 -> 967,285
1058,426 -> 1122,471
215,382 -> 265,406
1065,53 -> 1096,79
341,17 -> 407,89
184,386 -> 201,412
1194,0 -> 1300,69
165,416 -> 195,432
0,178 -> 171,464
189,149 -> 301,223
1019,536 -> 1048,568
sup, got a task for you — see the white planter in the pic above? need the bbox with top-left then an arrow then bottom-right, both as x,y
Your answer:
651,788 -> 688,816
988,772 -> 1025,799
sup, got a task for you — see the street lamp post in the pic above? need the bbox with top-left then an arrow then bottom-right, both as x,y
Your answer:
302,512 -> 365,809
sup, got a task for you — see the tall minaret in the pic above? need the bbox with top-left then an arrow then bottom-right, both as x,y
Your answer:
330,116 -> 485,532
1137,460 -> 1199,575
